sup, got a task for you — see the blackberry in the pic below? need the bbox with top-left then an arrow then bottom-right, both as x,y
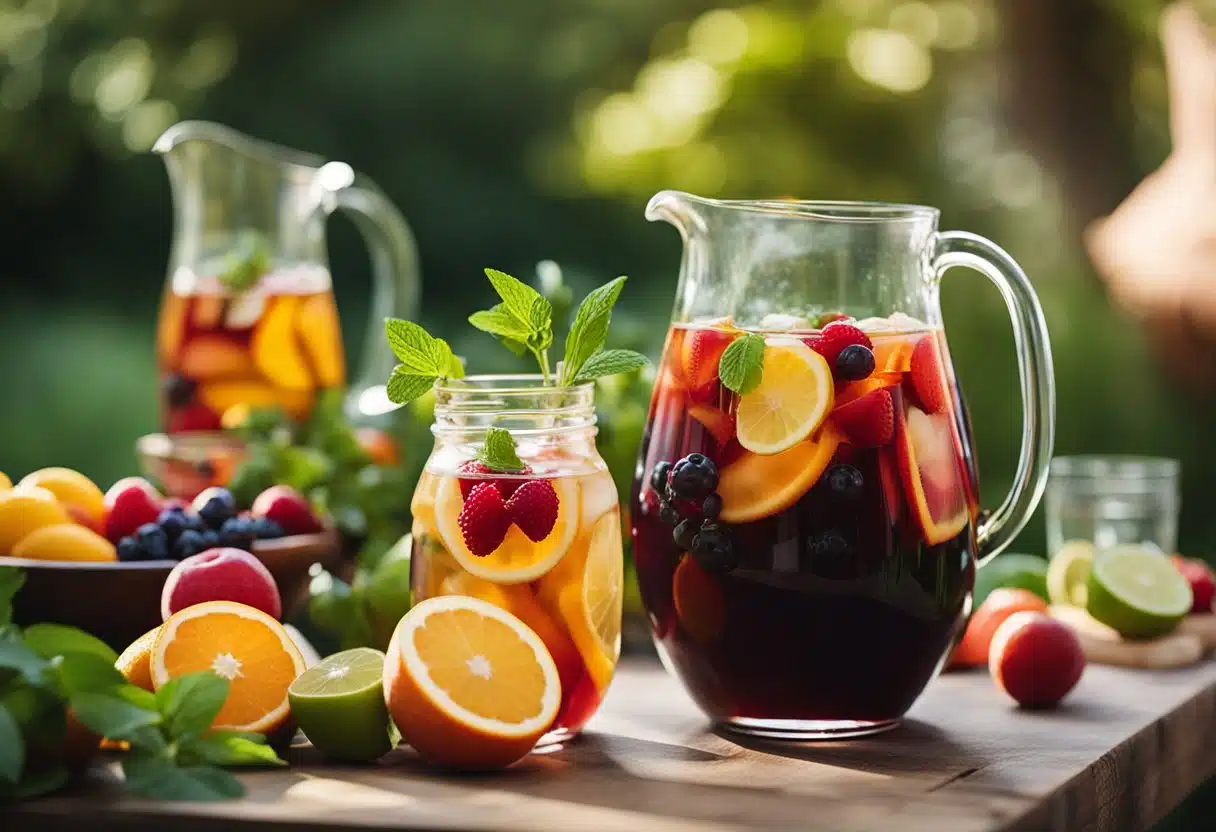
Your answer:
691,523 -> 738,574
658,500 -> 681,526
700,492 -> 722,521
669,453 -> 719,500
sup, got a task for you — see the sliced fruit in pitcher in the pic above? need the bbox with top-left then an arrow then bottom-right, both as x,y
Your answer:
198,380 -> 314,421
896,402 -> 968,545
907,333 -> 949,414
688,403 -> 735,448
296,293 -> 346,387
833,387 -> 894,447
251,295 -> 314,391
836,371 -> 901,407
435,474 -> 578,583
178,335 -> 257,380
873,335 -> 915,374
678,325 -> 733,395
718,422 -> 841,524
735,340 -> 833,455
673,555 -> 725,645
157,293 -> 187,367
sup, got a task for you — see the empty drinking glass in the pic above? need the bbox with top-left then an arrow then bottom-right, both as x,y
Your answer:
1045,456 -> 1181,556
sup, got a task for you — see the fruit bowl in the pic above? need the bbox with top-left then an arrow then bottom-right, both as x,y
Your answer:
135,432 -> 247,500
0,528 -> 343,649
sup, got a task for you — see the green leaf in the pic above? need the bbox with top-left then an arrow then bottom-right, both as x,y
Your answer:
387,367 -> 437,404
54,652 -> 128,697
0,567 -> 23,628
429,337 -> 465,379
218,232 -> 271,294
70,692 -> 160,740
10,764 -> 69,799
572,349 -> 649,383
718,334 -> 766,394
0,704 -> 24,783
484,268 -> 548,326
469,305 -> 533,342
561,276 -> 628,385
179,732 -> 285,768
384,319 -> 459,377
0,640 -> 48,686
475,427 -> 525,473
123,753 -> 245,802
156,672 -> 229,739
23,624 -> 119,664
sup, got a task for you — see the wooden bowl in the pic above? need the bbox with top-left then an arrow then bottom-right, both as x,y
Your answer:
0,529 -> 343,650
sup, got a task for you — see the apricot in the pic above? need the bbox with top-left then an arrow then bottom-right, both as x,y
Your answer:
990,611 -> 1085,708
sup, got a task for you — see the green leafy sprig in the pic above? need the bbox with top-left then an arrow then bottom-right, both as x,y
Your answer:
718,333 -> 766,394
383,266 -> 649,405
0,566 -> 284,803
476,427 -> 525,473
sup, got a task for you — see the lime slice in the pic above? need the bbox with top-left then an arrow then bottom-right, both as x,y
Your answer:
1047,540 -> 1096,606
1087,545 -> 1193,638
975,553 -> 1049,606
288,647 -> 397,762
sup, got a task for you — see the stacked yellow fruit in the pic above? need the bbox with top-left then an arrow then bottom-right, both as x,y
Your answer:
0,468 -> 116,562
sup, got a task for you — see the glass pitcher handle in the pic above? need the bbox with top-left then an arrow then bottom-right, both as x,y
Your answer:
314,162 -> 421,414
932,231 -> 1056,564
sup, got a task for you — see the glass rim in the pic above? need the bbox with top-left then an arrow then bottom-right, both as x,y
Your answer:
1049,455 -> 1180,480
647,190 -> 940,224
433,374 -> 595,396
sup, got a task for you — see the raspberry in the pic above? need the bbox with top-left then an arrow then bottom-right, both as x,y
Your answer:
506,480 -> 560,543
908,335 -> 948,414
457,460 -> 533,499
833,387 -> 894,447
167,402 -> 222,433
808,322 -> 873,367
458,482 -> 512,556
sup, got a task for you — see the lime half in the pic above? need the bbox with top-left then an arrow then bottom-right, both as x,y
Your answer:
288,647 -> 397,762
1047,540 -> 1096,606
1087,545 -> 1192,638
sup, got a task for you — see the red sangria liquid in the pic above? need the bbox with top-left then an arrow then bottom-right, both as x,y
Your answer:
631,316 -> 980,737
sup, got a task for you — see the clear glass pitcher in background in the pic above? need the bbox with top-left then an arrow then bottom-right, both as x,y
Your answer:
153,121 -> 419,436
630,191 -> 1055,739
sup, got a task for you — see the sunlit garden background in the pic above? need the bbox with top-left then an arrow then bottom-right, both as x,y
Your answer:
0,0 -> 1211,560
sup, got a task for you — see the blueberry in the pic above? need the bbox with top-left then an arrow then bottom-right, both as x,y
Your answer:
825,464 -> 865,502
157,509 -> 189,543
251,517 -> 285,540
691,523 -> 738,574
672,518 -> 699,551
219,517 -> 256,549
669,454 -> 719,500
194,487 -> 237,529
650,461 -> 672,492
163,373 -> 197,408
658,500 -> 681,526
133,523 -> 168,560
180,512 -> 207,534
199,529 -> 221,550
701,492 -> 722,521
172,529 -> 207,560
834,344 -> 875,381
116,536 -> 144,562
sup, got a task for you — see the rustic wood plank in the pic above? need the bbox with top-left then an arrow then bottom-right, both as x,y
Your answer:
4,657 -> 1215,831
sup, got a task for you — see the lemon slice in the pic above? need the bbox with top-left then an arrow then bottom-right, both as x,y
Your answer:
435,475 -> 579,584
550,511 -> 623,691
735,339 -> 834,455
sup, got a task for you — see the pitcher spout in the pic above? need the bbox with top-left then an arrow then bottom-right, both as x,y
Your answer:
645,190 -> 714,240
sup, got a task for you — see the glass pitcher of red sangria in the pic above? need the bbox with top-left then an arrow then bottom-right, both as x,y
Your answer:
153,121 -> 418,437
632,192 -> 1055,739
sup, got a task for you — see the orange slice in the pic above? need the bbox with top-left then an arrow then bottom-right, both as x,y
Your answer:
295,293 -> 347,387
896,405 -> 969,545
383,595 -> 561,769
434,475 -> 578,584
116,627 -> 159,692
735,339 -> 833,455
150,601 -> 306,733
179,336 -> 257,380
157,293 -> 187,368
718,423 -> 841,523
197,380 -> 314,421
251,295 -> 313,391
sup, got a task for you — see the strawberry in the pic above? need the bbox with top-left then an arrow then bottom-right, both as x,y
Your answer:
507,479 -> 560,542
832,387 -> 894,447
458,482 -> 512,556
679,328 -> 732,395
457,460 -> 533,499
908,335 -> 948,414
808,321 -> 872,367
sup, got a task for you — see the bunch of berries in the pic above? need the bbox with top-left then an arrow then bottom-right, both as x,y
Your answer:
651,454 -> 738,574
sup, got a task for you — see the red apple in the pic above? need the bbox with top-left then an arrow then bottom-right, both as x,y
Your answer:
1170,555 -> 1216,613
103,477 -> 163,542
161,548 -> 282,620
989,611 -> 1085,708
251,485 -> 322,536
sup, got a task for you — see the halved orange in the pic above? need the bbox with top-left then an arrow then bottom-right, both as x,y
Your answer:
718,423 -> 842,524
735,339 -> 833,455
434,474 -> 579,584
150,601 -> 306,733
383,595 -> 561,770
116,627 -> 160,693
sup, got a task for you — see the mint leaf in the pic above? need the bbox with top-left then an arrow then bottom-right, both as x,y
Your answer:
0,704 -> 24,783
123,753 -> 245,802
180,732 -> 285,768
70,692 -> 161,740
484,268 -> 549,329
0,566 -> 23,628
469,305 -> 533,343
718,334 -> 766,394
54,652 -> 128,696
0,640 -> 48,686
561,276 -> 627,385
384,318 -> 462,404
23,624 -> 118,664
387,368 -> 436,404
572,349 -> 649,383
157,672 -> 229,738
218,232 -> 271,294
475,427 -> 525,473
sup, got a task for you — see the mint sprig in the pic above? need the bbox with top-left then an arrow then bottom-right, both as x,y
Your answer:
476,427 -> 526,473
218,231 -> 271,294
384,319 -> 465,404
719,333 -> 766,394
573,349 -> 649,383
469,268 -> 556,382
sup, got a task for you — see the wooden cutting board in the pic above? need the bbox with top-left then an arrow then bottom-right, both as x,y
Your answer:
1049,605 -> 1206,669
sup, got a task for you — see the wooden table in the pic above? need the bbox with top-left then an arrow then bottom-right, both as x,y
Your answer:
7,657 -> 1216,831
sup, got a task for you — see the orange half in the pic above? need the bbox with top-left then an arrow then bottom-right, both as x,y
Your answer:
384,595 -> 561,769
718,423 -> 842,524
150,601 -> 305,733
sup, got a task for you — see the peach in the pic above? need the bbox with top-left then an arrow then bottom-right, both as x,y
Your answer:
948,588 -> 1048,668
990,611 -> 1085,708
104,477 -> 163,543
161,547 -> 282,621
251,485 -> 321,536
